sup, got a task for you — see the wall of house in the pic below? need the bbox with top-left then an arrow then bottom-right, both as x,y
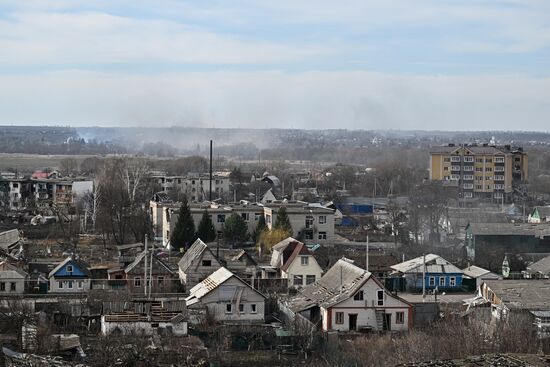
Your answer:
325,278 -> 411,332
404,272 -> 463,291
49,278 -> 91,293
180,250 -> 223,291
265,207 -> 335,245
0,272 -> 25,294
283,254 -> 323,288
198,277 -> 265,323
101,317 -> 188,336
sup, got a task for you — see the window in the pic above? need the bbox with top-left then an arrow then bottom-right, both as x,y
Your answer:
443,167 -> 449,171
157,276 -> 164,285
354,290 -> 364,301
450,174 -> 460,180
318,232 -> 327,240
10,282 -> 16,291
494,166 -> 504,172
306,275 -> 316,284
463,174 -> 473,180
464,156 -> 474,162
239,304 -> 244,313
429,277 -> 435,287
225,303 -> 233,313
335,312 -> 344,324
293,275 -> 303,286
78,281 -> 83,289
377,290 -> 384,306
300,256 -> 309,266
68,281 -> 73,289
0,282 -> 5,291
251,304 -> 257,313
241,213 -> 249,222
255,213 -> 262,221
443,157 -> 451,162
202,260 -> 212,267
485,158 -> 493,163
451,156 -> 461,162
217,214 -> 225,223
319,215 -> 326,224
476,185 -> 482,190
463,183 -> 473,189
66,265 -> 73,273
305,216 -> 314,228
476,158 -> 483,163
439,277 -> 445,286
485,167 -> 492,172
12,183 -> 18,188
451,165 -> 461,171
449,277 -> 456,286
475,167 -> 483,172
58,281 -> 63,289
134,277 -> 141,287
464,192 -> 473,198
495,157 -> 505,163
396,312 -> 405,324
463,166 -> 473,171
305,232 -> 313,240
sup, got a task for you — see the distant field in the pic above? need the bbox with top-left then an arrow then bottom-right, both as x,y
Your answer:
0,153 -> 98,174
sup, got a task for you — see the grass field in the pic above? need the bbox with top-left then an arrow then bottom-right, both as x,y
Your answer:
0,153 -> 100,174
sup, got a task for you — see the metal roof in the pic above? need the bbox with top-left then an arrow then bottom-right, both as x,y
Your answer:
298,258 -> 371,309
391,254 -> 462,275
525,255 -> 550,275
484,280 -> 550,310
177,238 -> 214,272
467,222 -> 550,237
462,265 -> 497,279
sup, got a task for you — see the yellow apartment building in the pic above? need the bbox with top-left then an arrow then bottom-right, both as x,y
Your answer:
429,144 -> 528,202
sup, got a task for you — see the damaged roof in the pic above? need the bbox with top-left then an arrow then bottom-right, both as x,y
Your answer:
466,222 -> 550,237
462,265 -> 498,279
178,238 -> 220,272
297,258 -> 370,309
525,255 -> 550,276
484,280 -> 550,310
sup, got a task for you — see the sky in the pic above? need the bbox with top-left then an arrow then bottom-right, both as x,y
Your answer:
0,0 -> 549,130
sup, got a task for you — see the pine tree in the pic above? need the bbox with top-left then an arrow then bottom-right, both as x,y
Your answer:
253,214 -> 267,242
170,195 -> 196,249
223,213 -> 249,246
196,210 -> 216,243
274,207 -> 293,234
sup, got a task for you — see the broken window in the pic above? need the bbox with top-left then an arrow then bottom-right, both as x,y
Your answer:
293,275 -> 303,286
10,283 -> 16,292
0,282 -> 5,291
225,303 -> 233,313
251,304 -> 257,313
239,304 -> 244,313
202,260 -> 212,267
396,312 -> 405,324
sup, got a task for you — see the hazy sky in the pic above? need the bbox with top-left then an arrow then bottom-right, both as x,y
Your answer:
0,1 -> 549,130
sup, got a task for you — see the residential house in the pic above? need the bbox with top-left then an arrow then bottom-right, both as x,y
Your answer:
101,299 -> 187,336
287,258 -> 412,332
528,206 -> 550,223
116,243 -> 144,266
0,261 -> 27,294
462,265 -> 502,290
260,188 -> 277,204
178,239 -> 223,291
150,173 -> 230,202
222,249 -> 258,282
476,280 -> 550,338
390,254 -> 463,292
108,250 -> 177,294
186,267 -> 266,324
48,257 -> 91,293
523,255 -> 550,279
270,237 -> 323,288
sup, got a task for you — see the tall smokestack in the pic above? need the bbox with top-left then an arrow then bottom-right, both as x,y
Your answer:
209,140 -> 213,202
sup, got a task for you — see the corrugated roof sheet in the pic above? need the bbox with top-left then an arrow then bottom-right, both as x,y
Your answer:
484,280 -> 550,310
298,258 -> 370,309
462,265 -> 495,279
468,223 -> 550,236
178,238 -> 209,272
526,255 -> 550,275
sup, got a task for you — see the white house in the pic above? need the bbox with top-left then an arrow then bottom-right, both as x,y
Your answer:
186,267 -> 266,324
462,265 -> 502,288
48,257 -> 91,293
270,237 -> 323,288
0,261 -> 27,294
289,258 -> 412,332
178,239 -> 223,291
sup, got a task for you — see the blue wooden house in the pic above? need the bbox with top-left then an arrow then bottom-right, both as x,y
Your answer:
48,257 -> 91,293
389,254 -> 463,292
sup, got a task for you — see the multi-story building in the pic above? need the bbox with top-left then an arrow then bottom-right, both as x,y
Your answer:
429,144 -> 528,202
0,176 -> 93,211
151,173 -> 230,202
150,198 -> 336,248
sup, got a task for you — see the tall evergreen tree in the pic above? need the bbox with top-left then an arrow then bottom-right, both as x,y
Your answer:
223,213 -> 249,246
253,213 -> 267,242
170,195 -> 196,249
274,207 -> 293,234
196,210 -> 216,243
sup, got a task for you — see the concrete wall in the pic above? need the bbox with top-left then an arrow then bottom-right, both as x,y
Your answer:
101,317 -> 187,336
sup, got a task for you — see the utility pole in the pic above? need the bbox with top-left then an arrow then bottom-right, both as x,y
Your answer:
209,140 -> 213,202
366,234 -> 369,272
148,243 -> 154,299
